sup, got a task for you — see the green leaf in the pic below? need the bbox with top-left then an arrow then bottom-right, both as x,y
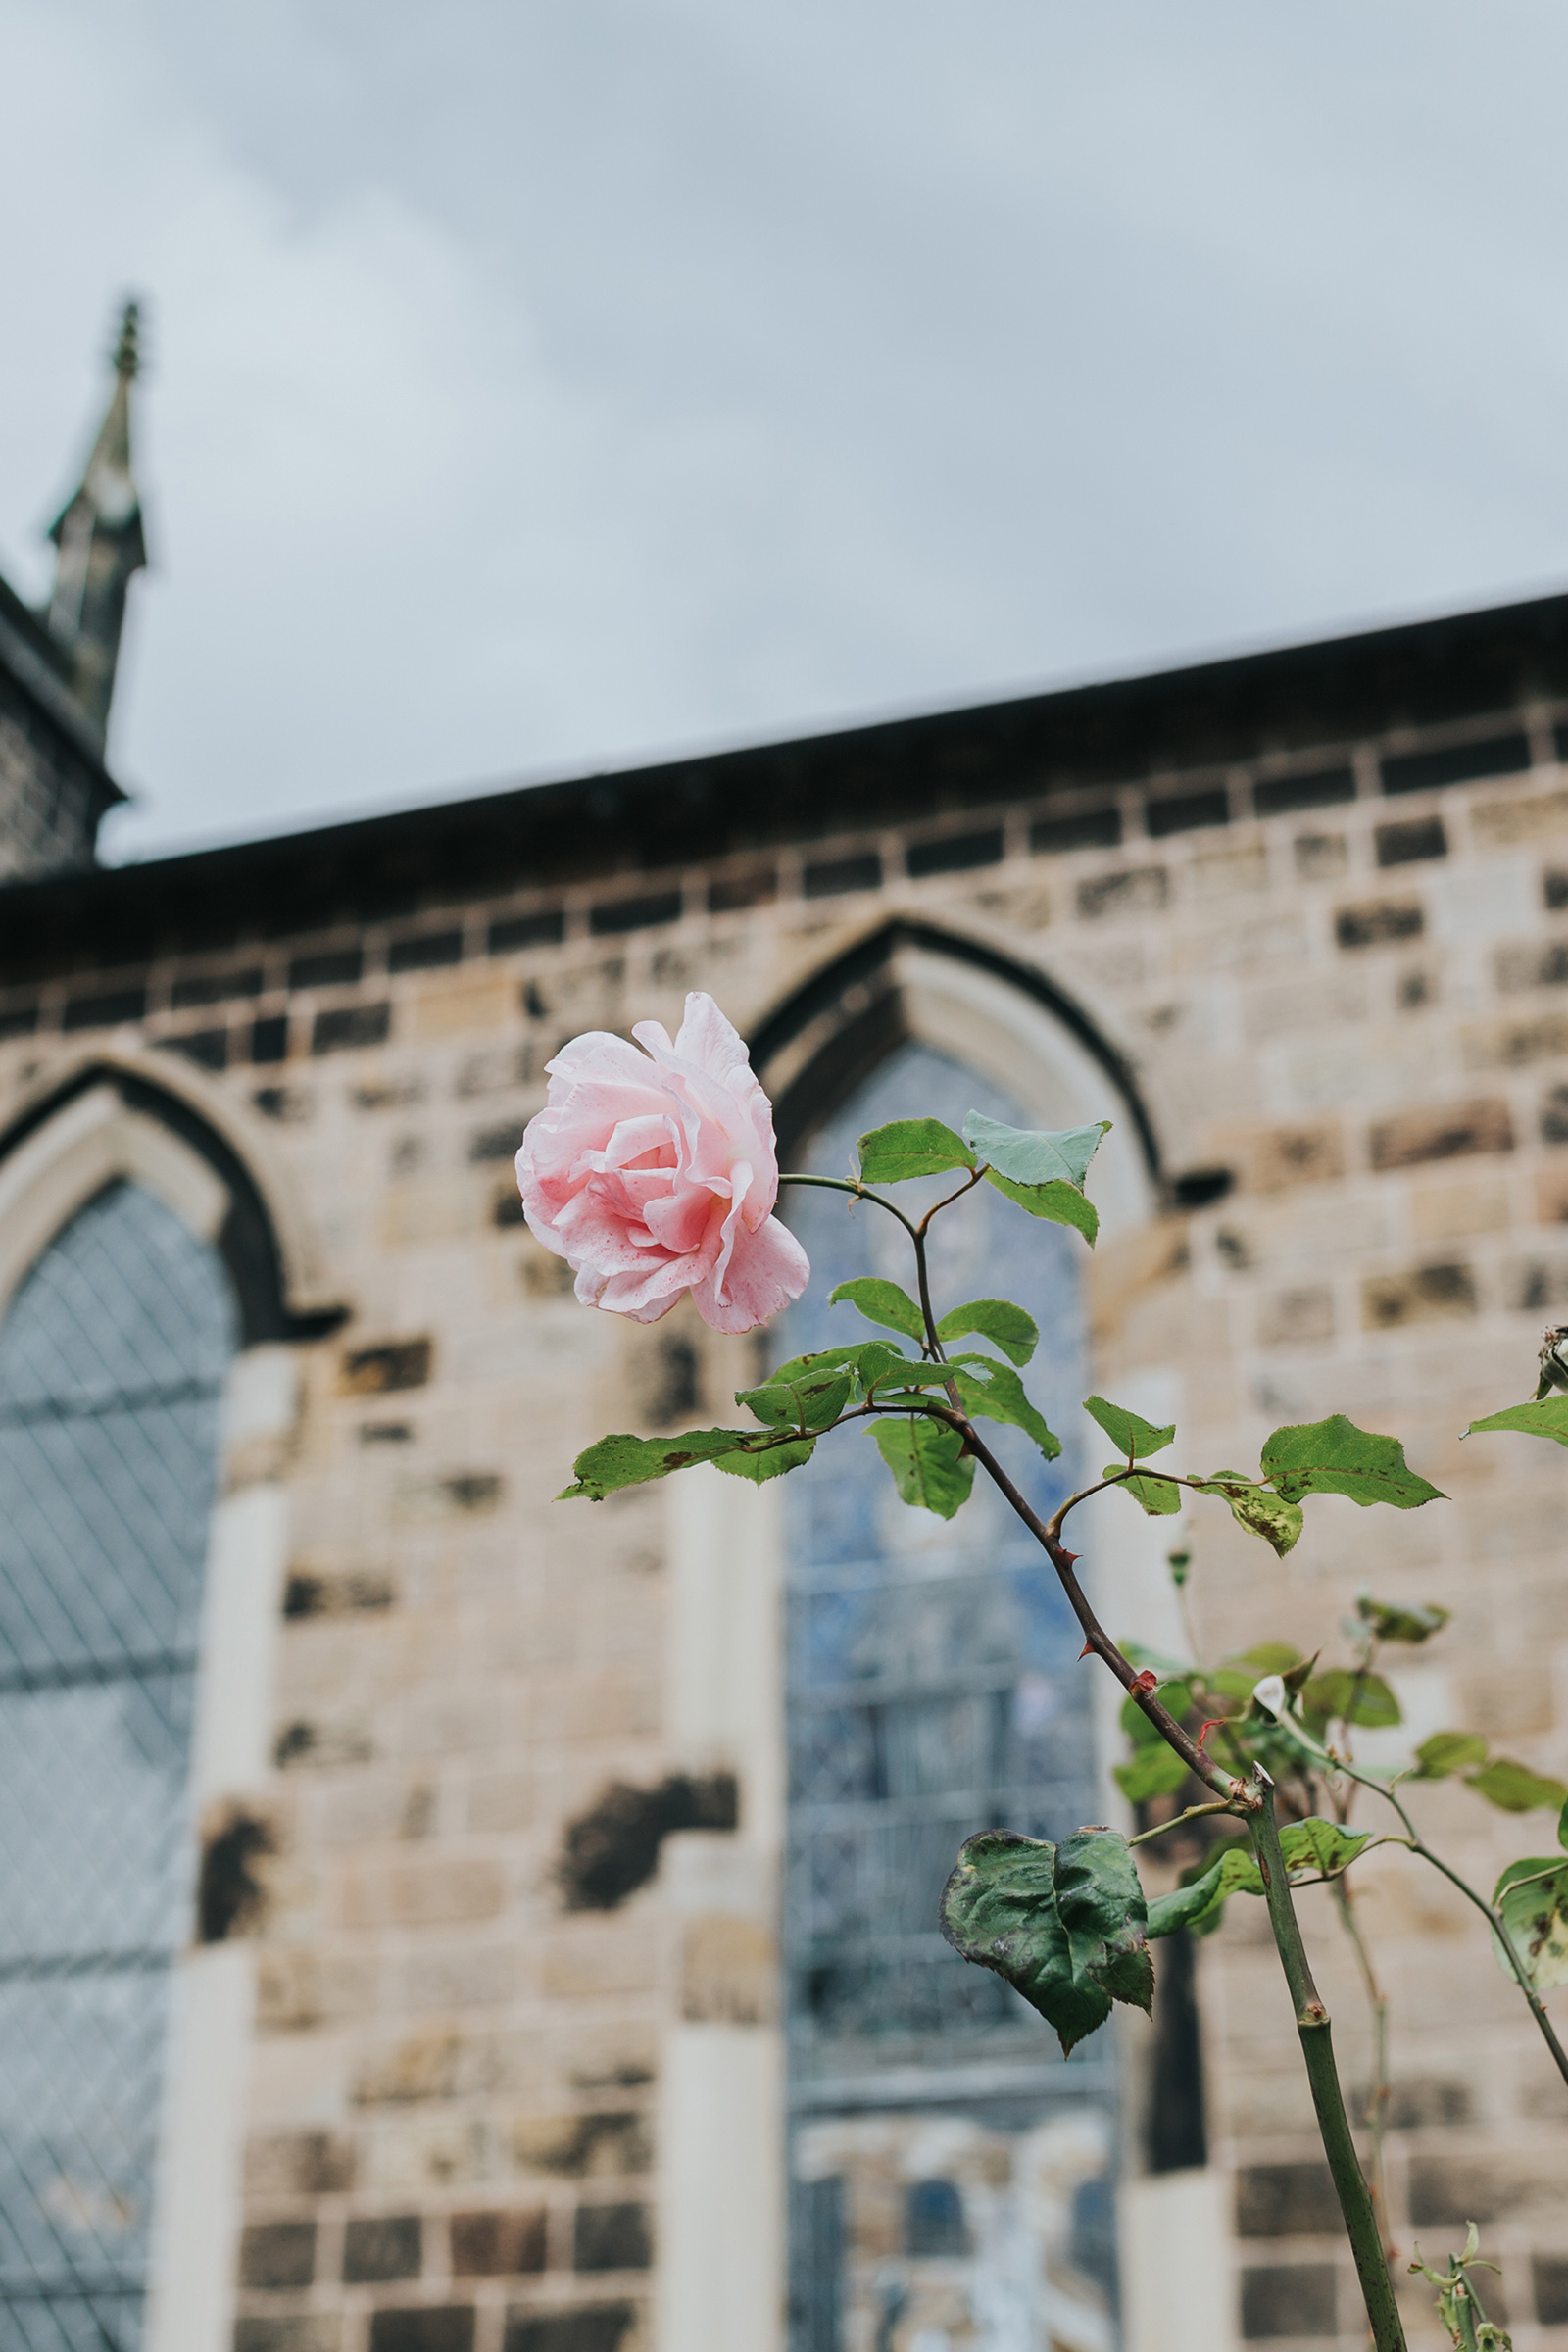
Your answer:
1466,1395 -> 1568,1448
1300,1669 -> 1402,1730
1279,1818 -> 1374,1879
560,1427 -> 783,1500
960,1112 -> 1111,1192
828,1277 -> 926,1342
1147,1839 -> 1262,1938
951,1361 -> 1061,1460
1192,1477 -> 1303,1557
860,1352 -> 955,1396
857,1118 -> 975,1185
1230,1644 -> 1302,1677
981,1165 -> 1101,1245
935,1298 -> 1039,1366
766,1344 -> 865,1390
1260,1413 -> 1446,1510
1113,1742 -> 1192,1802
873,1416 -> 976,1519
1106,1467 -> 1182,1515
1465,1758 -> 1568,1814
939,1826 -> 1152,2056
736,1367 -> 853,1431
1354,1595 -> 1451,1644
1560,1796 -> 1568,1854
1493,1856 -> 1568,1990
1145,1818 -> 1371,1941
1084,1395 -> 1176,1459
1411,1731 -> 1490,1781
712,1436 -> 816,1483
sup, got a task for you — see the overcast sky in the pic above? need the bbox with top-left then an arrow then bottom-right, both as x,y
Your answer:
5,1 -> 1568,861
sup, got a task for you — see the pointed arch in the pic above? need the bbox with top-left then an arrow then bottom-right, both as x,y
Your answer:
0,1057 -> 344,1343
747,917 -> 1162,1231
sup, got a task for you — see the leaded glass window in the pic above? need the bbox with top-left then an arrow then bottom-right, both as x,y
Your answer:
781,1044 -> 1118,2350
0,1180 -> 236,2352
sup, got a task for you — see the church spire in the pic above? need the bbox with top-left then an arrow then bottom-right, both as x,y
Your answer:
46,299 -> 148,742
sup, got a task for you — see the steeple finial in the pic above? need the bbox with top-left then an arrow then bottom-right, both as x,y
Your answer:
112,299 -> 140,382
45,295 -> 149,740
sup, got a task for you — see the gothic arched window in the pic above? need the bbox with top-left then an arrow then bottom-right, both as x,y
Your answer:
780,1042 -> 1118,2352
0,1179 -> 236,2352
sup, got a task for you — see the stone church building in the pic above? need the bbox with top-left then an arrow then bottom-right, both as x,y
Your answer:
1,321 -> 1566,2352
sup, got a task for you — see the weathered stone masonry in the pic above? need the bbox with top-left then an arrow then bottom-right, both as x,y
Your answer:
6,595 -> 1568,2347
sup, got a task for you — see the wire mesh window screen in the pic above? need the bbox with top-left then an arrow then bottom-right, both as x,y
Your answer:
0,1179 -> 236,2352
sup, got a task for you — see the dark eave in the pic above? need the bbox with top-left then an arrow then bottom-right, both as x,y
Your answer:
3,584 -> 1567,976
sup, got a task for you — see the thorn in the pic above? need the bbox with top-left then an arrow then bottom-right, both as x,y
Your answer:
1130,1668 -> 1158,1695
1197,1717 -> 1230,1748
1078,1640 -> 1094,1660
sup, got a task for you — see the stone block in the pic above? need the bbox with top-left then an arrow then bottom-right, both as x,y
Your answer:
239,2221 -> 318,2289
413,977 -> 514,1039
1506,1255 -> 1568,1312
353,2031 -> 471,2107
466,1773 -> 538,1834
1335,897 -> 1424,950
572,2203 -> 652,2273
245,2132 -> 356,2197
503,2310 -> 638,2352
1235,2163 -> 1340,2238
234,2325 -> 343,2352
390,1473 -> 504,1522
345,2215 -> 423,2282
1192,842 -> 1268,896
532,1674 -> 661,1742
1075,867 -> 1167,920
403,1942 -> 518,2013
361,2117 -> 495,2194
368,2312 -> 475,2352
342,1859 -> 507,1931
1471,787 -> 1568,846
1208,1119 -> 1345,1194
1409,2154 -> 1536,2225
1368,1098 -> 1513,1168
1496,939 -> 1568,992
257,1949 -> 380,2034
1410,1174 -> 1511,1241
450,2208 -> 549,2277
1256,1285 -> 1336,1348
1535,2255 -> 1568,2324
341,1341 -> 432,1396
680,1916 -> 777,2025
1294,831 -> 1348,881
1457,1663 -> 1555,1736
1361,1262 -> 1477,1329
514,2112 -> 653,2180
1239,2263 -> 1337,2338
1462,1011 -> 1568,1069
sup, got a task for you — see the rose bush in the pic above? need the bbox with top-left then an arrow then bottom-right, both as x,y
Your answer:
516,990 -> 809,1334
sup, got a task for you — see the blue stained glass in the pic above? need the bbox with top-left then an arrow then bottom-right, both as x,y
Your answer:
0,1181 -> 235,2352
778,1043 -> 1098,2078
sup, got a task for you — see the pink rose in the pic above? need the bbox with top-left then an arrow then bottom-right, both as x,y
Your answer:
516,991 -> 810,1335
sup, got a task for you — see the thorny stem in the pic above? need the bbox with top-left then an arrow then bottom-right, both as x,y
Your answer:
1250,1775 -> 1408,2352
